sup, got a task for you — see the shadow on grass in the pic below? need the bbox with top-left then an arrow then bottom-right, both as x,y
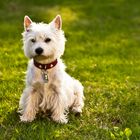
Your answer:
1,108 -> 89,139
1,108 -> 64,139
1,107 -> 111,140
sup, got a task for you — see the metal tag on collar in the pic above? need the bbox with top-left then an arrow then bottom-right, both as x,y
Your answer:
42,70 -> 48,83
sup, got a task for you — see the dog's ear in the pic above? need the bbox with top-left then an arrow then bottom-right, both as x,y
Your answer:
50,15 -> 62,30
24,16 -> 32,30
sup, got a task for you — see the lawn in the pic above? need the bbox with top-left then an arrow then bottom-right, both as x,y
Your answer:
0,0 -> 140,139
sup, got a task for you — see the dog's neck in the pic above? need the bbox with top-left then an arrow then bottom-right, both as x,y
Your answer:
33,59 -> 58,71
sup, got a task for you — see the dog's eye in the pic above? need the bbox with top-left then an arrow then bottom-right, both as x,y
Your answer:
31,39 -> 36,43
44,38 -> 51,43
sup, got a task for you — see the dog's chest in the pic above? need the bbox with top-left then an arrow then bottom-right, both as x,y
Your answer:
33,66 -> 61,95
38,73 -> 59,94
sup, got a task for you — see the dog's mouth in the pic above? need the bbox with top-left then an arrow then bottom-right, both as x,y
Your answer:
34,55 -> 47,59
34,54 -> 54,61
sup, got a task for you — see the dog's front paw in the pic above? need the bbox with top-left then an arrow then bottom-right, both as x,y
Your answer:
20,112 -> 35,122
52,115 -> 68,124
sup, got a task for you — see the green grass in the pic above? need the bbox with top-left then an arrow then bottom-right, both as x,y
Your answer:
0,0 -> 140,139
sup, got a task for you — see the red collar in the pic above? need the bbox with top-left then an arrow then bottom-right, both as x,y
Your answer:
33,59 -> 58,70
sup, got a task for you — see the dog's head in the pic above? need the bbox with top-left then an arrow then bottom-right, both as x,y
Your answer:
22,15 -> 66,63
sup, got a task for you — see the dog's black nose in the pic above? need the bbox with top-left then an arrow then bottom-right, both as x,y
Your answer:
35,47 -> 43,55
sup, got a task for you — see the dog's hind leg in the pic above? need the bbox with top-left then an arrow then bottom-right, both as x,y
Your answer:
71,80 -> 84,115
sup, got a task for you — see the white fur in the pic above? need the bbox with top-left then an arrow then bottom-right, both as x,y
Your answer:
19,15 -> 84,123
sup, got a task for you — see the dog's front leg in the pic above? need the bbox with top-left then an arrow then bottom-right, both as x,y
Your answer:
51,98 -> 68,124
19,86 -> 41,122
48,85 -> 68,124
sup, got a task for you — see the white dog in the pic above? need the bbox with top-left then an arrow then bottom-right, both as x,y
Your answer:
19,15 -> 84,123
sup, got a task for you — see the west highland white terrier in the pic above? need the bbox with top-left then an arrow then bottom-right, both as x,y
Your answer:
19,15 -> 84,123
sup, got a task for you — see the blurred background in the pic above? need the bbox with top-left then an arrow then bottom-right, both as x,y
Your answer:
0,0 -> 140,139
